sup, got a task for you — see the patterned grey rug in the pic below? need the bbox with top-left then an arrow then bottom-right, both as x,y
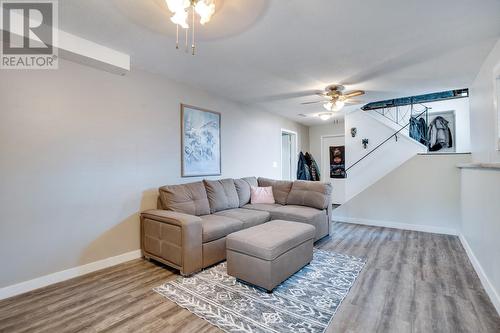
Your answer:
154,249 -> 365,333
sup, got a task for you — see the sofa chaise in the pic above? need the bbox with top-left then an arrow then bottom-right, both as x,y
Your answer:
140,177 -> 332,276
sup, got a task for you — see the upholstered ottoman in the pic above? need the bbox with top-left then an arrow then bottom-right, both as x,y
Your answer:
226,220 -> 316,291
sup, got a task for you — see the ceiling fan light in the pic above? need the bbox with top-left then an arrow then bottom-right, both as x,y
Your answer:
166,0 -> 190,28
323,102 -> 333,111
335,100 -> 345,109
165,0 -> 190,13
319,113 -> 332,121
170,10 -> 189,28
195,0 -> 215,25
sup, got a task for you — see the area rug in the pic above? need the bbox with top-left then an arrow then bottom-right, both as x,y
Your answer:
154,249 -> 365,333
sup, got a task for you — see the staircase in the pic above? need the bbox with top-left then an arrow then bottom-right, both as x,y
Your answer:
343,108 -> 427,201
347,104 -> 429,173
341,89 -> 469,203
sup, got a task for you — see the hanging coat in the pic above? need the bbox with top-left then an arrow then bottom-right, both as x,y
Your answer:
305,152 -> 321,181
409,117 -> 428,145
428,116 -> 452,151
311,156 -> 321,181
297,152 -> 311,180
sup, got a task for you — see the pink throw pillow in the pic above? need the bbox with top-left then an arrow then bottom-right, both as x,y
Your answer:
250,186 -> 275,204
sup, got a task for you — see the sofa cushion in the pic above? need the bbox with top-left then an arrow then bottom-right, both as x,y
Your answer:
244,176 -> 258,187
159,181 -> 210,216
214,208 -> 271,229
243,203 -> 282,213
286,180 -> 333,210
200,215 -> 243,243
270,205 -> 326,239
234,177 -> 258,207
257,178 -> 293,205
226,220 -> 316,261
250,186 -> 275,204
204,179 -> 240,213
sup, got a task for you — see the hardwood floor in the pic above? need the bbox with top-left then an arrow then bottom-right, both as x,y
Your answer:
319,223 -> 500,333
1,222 -> 499,333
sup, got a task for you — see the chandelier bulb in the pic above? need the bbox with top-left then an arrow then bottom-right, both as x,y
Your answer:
166,0 -> 214,55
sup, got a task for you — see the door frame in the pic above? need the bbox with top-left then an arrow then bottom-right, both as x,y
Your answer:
281,129 -> 298,180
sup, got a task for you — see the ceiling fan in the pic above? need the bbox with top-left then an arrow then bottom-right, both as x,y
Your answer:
301,84 -> 365,120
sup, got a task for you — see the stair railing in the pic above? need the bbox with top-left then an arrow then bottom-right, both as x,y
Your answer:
346,104 -> 429,173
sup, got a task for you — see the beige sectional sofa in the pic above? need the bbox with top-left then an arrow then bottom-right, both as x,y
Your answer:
140,177 -> 333,276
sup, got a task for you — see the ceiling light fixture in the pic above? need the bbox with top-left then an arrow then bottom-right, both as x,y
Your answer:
165,0 -> 215,55
323,99 -> 345,112
318,113 -> 333,121
334,100 -> 345,110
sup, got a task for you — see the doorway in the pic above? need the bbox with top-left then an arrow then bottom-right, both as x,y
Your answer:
321,135 -> 346,204
281,130 -> 298,180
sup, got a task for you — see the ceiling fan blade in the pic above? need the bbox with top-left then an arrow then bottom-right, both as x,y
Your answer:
315,92 -> 330,98
343,90 -> 365,98
345,99 -> 364,104
301,100 -> 324,105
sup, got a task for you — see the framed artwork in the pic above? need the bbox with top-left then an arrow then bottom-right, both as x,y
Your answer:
329,145 -> 346,179
181,104 -> 221,177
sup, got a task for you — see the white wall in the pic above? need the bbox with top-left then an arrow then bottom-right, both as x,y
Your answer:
469,38 -> 500,163
460,168 -> 500,313
459,37 -> 500,314
344,110 -> 427,201
0,59 -> 308,288
333,154 -> 471,234
308,120 -> 345,167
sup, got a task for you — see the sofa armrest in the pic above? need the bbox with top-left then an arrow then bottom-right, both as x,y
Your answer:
141,209 -> 203,276
141,209 -> 202,226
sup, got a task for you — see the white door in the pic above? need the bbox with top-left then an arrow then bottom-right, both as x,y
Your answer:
321,135 -> 346,204
281,130 -> 297,180
281,133 -> 291,180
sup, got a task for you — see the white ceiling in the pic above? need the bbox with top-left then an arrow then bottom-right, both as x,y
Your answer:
59,0 -> 500,125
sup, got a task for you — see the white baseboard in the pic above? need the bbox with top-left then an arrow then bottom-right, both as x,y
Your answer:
458,235 -> 500,315
333,216 -> 459,236
0,249 -> 142,301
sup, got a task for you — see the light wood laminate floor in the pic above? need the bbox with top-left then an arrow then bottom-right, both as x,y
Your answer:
1,222 -> 499,333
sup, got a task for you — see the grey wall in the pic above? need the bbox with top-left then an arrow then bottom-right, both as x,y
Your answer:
0,60 -> 309,288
